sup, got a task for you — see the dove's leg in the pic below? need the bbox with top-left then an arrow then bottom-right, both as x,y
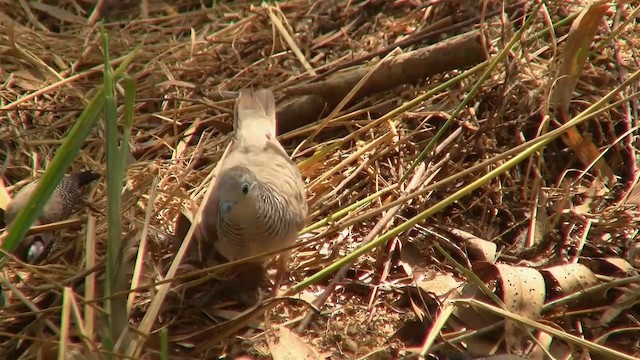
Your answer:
272,250 -> 292,296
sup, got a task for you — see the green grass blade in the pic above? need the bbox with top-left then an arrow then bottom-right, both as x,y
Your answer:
160,328 -> 169,360
121,77 -> 135,174
100,24 -> 130,353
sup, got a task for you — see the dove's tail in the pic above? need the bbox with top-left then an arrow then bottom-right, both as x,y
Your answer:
234,88 -> 277,145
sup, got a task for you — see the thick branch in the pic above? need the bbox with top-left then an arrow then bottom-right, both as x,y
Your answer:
277,30 -> 489,133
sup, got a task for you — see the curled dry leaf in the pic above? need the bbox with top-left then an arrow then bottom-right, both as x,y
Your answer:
466,237 -> 497,263
541,263 -> 598,303
399,240 -> 428,275
627,244 -> 640,267
528,332 -> 552,360
552,0 -> 609,114
472,262 -> 546,355
267,326 -> 323,360
494,264 -> 545,355
528,332 -> 578,360
550,0 -> 614,180
580,257 -> 639,276
622,170 -> 640,207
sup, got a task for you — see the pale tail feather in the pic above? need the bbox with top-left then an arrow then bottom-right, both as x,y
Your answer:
234,88 -> 277,146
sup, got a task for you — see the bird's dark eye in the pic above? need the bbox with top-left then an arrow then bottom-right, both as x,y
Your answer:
241,183 -> 250,195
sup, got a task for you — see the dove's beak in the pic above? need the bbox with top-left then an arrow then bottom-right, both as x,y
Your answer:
220,200 -> 236,216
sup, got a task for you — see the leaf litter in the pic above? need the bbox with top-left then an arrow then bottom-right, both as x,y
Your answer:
0,0 -> 640,359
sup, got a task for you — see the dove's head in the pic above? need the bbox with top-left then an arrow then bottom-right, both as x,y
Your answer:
215,166 -> 260,219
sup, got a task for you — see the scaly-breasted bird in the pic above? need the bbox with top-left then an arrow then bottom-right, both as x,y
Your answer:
3,171 -> 100,263
4,171 -> 100,226
199,88 -> 307,289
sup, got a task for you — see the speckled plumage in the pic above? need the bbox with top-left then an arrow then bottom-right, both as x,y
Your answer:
200,88 -> 307,265
4,171 -> 100,226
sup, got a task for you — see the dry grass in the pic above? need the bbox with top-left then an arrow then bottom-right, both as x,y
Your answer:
1,0 -> 640,359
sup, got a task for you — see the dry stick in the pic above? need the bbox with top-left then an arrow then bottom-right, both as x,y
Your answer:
84,215 -> 97,343
126,176 -> 159,312
267,6 -> 316,76
286,30 -> 486,98
87,0 -> 109,25
277,30 -> 487,133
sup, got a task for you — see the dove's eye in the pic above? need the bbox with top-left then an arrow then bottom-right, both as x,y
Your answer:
241,183 -> 250,195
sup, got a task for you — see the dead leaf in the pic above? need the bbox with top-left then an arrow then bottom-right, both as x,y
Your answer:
528,332 -> 553,360
560,131 -> 614,182
541,263 -> 598,301
393,318 -> 429,346
551,0 -> 614,181
580,257 -> 639,277
493,264 -> 545,355
465,237 -> 497,263
417,272 -> 463,298
399,240 -> 428,274
602,257 -> 637,275
552,0 -> 609,115
621,170 -> 640,206
267,326 -> 323,360
470,262 -> 546,355
189,297 -> 295,354
526,185 -> 550,247
628,244 -> 640,267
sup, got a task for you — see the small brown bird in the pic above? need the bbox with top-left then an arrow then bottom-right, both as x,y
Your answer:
4,170 -> 100,226
3,171 -> 99,263
199,88 -> 307,290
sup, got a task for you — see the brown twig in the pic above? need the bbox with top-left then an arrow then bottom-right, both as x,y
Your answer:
278,30 -> 489,133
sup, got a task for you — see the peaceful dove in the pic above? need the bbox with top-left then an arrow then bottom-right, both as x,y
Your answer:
3,170 -> 100,263
199,88 -> 307,289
